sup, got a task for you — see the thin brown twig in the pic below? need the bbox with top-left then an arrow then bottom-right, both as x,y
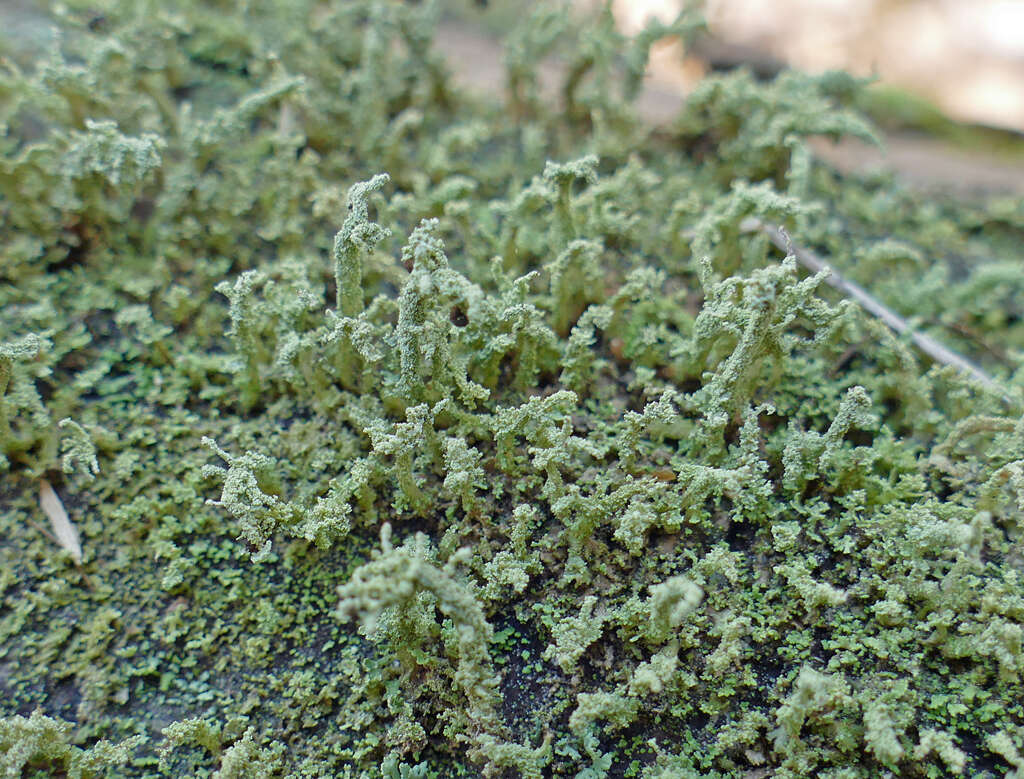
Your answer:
940,319 -> 1011,366
25,517 -> 59,545
827,338 -> 869,379
740,218 -> 1016,407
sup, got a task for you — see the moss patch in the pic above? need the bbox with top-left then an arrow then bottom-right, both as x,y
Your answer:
2,1 -> 1024,776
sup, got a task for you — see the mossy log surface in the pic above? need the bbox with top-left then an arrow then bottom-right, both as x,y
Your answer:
2,2 -> 1024,777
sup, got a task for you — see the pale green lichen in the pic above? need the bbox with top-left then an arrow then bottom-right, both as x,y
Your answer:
57,418 -> 99,481
333,173 -> 391,317
0,710 -> 143,778
542,595 -> 605,673
2,0 -> 1024,775
336,524 -> 501,729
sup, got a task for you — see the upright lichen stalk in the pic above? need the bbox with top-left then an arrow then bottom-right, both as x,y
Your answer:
333,173 -> 391,316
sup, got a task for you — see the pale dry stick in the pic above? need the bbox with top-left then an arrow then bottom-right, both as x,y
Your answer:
35,479 -> 96,589
739,217 -> 1016,406
39,478 -> 82,565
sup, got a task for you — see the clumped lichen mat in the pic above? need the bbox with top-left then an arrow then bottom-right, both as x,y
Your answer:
2,0 -> 1024,776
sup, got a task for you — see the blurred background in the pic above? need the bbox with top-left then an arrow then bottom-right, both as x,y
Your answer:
450,0 -> 1024,193
4,0 -> 1024,192
607,0 -> 1024,133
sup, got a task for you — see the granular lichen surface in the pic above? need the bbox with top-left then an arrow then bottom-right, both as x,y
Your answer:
2,1 -> 1024,777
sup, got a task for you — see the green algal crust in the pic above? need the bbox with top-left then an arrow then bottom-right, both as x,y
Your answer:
3,0 -> 1024,776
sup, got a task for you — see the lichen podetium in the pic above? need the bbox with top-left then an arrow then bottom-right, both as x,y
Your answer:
2,1 -> 1024,777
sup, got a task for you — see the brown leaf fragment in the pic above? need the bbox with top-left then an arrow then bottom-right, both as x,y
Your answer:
39,479 -> 82,565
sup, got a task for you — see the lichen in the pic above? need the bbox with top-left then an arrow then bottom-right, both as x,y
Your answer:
1,0 -> 1024,776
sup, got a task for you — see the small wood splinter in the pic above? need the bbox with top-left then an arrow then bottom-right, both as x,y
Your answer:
39,478 -> 83,565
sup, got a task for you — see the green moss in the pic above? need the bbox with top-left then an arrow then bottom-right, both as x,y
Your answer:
2,0 -> 1024,776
